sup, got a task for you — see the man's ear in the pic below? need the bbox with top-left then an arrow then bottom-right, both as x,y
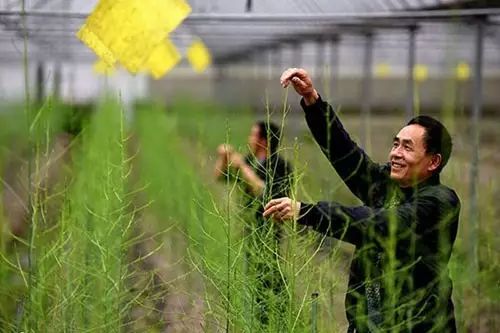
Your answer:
428,153 -> 442,172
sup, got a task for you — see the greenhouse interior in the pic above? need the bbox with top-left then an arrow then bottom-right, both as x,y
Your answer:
0,0 -> 499,332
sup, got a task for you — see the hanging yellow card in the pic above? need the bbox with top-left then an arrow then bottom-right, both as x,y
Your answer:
456,62 -> 470,81
414,64 -> 428,82
77,0 -> 191,73
145,39 -> 182,79
374,63 -> 391,78
93,58 -> 116,75
187,39 -> 212,73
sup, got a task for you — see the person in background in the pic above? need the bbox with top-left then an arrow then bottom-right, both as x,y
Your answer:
214,121 -> 292,327
3,105 -> 89,238
264,68 -> 460,332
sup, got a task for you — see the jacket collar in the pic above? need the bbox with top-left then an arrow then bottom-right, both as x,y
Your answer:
400,173 -> 440,197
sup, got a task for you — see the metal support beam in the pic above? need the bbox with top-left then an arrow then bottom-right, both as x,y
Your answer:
0,8 -> 61,60
245,0 -> 252,13
277,46 -> 284,76
316,37 -> 325,86
267,48 -> 273,80
419,0 -> 500,11
468,18 -> 485,287
292,42 -> 302,68
35,61 -> 44,103
249,51 -> 261,79
214,63 -> 228,104
185,9 -> 500,23
329,37 -> 339,101
406,25 -> 417,120
271,44 -> 283,79
360,32 -> 374,150
251,50 -> 259,78
2,8 -> 500,21
267,45 -> 282,79
53,64 -> 61,98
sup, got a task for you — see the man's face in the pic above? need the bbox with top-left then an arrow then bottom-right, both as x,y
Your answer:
248,125 -> 265,154
389,124 -> 439,187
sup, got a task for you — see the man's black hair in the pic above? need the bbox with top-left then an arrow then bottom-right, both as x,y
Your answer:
407,115 -> 452,173
255,121 -> 281,154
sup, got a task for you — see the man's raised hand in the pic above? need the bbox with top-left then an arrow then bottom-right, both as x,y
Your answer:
280,68 -> 319,105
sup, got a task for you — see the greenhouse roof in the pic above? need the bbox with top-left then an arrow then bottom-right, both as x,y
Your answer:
0,0 -> 499,67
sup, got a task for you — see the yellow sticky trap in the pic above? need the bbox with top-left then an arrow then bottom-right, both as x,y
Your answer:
79,28 -> 116,67
414,64 -> 428,82
77,0 -> 191,73
77,0 -> 116,66
374,63 -> 391,78
93,59 -> 116,75
456,62 -> 470,81
158,0 -> 193,33
187,39 -> 212,73
145,39 -> 181,79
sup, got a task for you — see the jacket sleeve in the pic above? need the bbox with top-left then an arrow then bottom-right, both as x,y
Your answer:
301,96 -> 387,204
297,189 -> 460,248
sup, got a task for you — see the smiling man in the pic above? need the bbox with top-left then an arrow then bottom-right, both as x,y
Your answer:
264,68 -> 460,332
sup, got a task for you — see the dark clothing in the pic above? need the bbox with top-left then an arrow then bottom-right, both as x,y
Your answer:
298,97 -> 460,332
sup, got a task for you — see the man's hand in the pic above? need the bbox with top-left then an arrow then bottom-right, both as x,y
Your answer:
263,197 -> 301,222
280,68 -> 319,105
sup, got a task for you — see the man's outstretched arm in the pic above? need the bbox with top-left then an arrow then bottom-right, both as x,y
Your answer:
264,188 -> 460,250
281,68 -> 386,203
